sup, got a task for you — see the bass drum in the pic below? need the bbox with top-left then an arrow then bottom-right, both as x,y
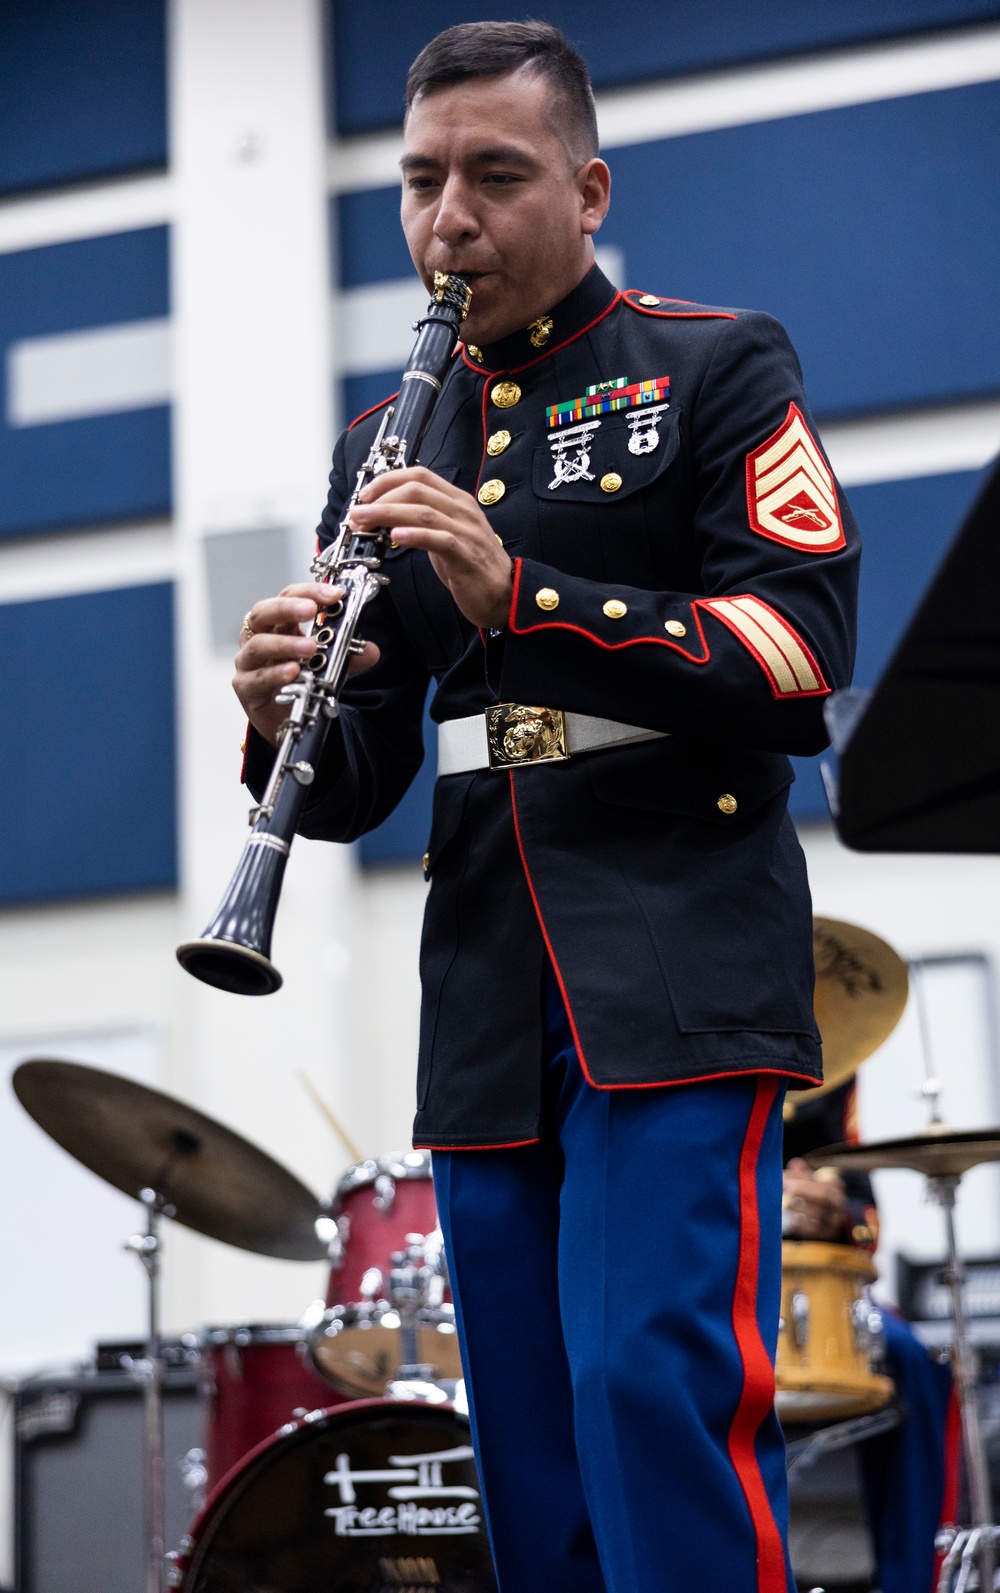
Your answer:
172,1399 -> 497,1593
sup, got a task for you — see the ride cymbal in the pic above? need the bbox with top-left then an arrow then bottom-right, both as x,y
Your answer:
804,1127 -> 1000,1180
787,917 -> 909,1106
13,1059 -> 327,1260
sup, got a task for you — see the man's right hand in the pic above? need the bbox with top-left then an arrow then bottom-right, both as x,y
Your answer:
233,582 -> 380,746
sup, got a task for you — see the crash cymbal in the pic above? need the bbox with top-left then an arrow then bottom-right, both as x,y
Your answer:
805,1127 -> 1000,1179
13,1060 -> 327,1261
787,917 -> 909,1105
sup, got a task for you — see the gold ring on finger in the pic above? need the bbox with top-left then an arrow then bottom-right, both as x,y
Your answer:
240,610 -> 255,643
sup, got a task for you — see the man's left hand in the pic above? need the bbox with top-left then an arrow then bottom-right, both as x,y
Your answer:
349,466 -> 513,629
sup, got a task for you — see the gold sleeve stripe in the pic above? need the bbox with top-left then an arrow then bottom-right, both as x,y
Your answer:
700,595 -> 828,699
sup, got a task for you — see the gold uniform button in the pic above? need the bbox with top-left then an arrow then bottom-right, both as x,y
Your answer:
600,472 -> 623,493
467,344 -> 483,361
487,429 -> 512,457
491,380 -> 521,408
535,587 -> 560,611
638,294 -> 661,306
478,478 -> 506,506
603,599 -> 627,620
717,793 -> 738,815
665,619 -> 687,637
422,851 -> 430,874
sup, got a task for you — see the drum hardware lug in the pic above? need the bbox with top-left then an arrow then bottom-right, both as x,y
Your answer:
851,1294 -> 885,1360
374,1173 -> 396,1213
790,1289 -> 810,1350
360,1267 -> 384,1299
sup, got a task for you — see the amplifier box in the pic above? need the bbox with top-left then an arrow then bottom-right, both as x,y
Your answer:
14,1360 -> 204,1593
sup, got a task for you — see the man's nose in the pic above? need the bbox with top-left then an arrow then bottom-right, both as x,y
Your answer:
433,175 -> 480,246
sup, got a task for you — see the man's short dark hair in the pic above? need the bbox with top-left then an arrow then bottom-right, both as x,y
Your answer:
406,21 -> 598,163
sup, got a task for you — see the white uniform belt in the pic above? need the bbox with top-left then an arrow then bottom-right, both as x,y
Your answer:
438,705 -> 666,777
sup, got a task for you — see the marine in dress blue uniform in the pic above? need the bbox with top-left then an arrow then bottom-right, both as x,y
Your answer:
245,261 -> 861,1592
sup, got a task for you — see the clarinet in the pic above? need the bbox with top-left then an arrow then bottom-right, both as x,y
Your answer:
177,271 -> 472,995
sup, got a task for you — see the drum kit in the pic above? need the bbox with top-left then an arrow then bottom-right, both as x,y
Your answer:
9,915 -> 1000,1592
11,1063 -> 494,1593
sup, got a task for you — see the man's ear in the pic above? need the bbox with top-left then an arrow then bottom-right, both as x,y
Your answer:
579,158 -> 611,237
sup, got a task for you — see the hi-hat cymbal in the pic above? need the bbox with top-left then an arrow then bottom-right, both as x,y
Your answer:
788,917 -> 909,1104
805,1127 -> 1000,1179
13,1060 -> 327,1261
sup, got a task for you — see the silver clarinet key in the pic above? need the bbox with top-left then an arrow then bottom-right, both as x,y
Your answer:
547,420 -> 601,489
627,402 -> 670,456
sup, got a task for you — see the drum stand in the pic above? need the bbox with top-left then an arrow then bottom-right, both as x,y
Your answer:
931,1174 -> 998,1592
123,1187 -> 173,1593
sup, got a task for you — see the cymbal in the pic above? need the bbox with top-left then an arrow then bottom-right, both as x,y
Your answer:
805,1127 -> 1000,1179
788,917 -> 909,1104
13,1060 -> 327,1261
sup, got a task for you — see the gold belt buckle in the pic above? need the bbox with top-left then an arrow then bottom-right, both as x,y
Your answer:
485,704 -> 569,770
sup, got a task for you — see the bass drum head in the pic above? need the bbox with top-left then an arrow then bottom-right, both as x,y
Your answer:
177,1399 -> 496,1592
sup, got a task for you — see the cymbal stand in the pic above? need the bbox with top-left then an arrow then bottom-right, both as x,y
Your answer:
123,1187 -> 174,1593
931,1174 -> 997,1592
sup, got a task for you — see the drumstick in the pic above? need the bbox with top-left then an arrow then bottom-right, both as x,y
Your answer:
296,1069 -> 363,1164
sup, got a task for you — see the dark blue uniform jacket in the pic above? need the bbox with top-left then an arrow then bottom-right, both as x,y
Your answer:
245,263 -> 861,1148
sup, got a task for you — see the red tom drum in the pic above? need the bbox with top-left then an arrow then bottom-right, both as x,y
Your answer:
199,1323 -> 342,1489
324,1150 -> 441,1308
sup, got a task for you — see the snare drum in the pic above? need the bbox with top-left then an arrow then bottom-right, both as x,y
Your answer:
776,1241 -> 894,1422
199,1323 -> 342,1488
170,1399 -> 497,1592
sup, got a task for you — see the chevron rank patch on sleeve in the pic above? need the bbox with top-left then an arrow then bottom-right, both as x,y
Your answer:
699,594 -> 829,698
745,402 -> 846,553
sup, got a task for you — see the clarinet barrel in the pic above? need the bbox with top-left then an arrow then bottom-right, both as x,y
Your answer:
176,272 -> 472,995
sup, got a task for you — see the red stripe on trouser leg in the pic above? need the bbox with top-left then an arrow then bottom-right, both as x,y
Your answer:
727,1075 -> 787,1591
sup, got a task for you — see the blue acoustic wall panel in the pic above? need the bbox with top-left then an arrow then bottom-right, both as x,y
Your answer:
789,466 -> 988,819
0,227 -> 171,538
330,0 -> 1000,134
0,583 -> 177,904
0,0 -> 167,195
601,83 -> 1000,418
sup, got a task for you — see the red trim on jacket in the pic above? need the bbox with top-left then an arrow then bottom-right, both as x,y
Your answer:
509,772 -> 818,1093
413,1137 -> 541,1152
623,289 -> 737,321
348,392 -> 398,430
727,1075 -> 789,1592
239,725 -> 250,785
508,557 -> 712,664
460,293 -> 622,379
509,561 -> 829,701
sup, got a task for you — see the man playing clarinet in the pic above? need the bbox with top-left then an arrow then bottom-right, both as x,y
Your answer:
235,22 -> 860,1591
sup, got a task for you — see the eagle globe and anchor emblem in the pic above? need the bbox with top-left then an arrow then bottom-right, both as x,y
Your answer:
486,704 -> 569,769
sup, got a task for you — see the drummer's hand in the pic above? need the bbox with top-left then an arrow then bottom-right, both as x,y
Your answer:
233,583 -> 380,746
349,467 -> 514,630
782,1159 -> 847,1240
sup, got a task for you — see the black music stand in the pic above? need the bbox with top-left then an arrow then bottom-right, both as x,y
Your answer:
825,454 -> 1000,852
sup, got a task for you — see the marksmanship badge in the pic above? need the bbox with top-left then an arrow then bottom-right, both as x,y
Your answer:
547,421 -> 601,490
626,402 -> 671,455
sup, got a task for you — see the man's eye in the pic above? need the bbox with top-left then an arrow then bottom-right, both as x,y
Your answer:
407,177 -> 438,190
483,173 -> 522,186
